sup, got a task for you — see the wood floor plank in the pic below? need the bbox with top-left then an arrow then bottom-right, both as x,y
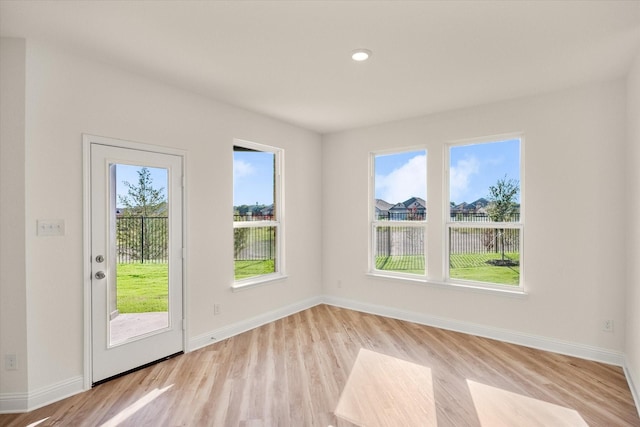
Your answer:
1,304 -> 638,426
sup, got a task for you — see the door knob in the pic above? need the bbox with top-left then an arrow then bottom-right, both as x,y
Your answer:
95,271 -> 106,280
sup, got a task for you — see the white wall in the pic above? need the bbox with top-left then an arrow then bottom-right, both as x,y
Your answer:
322,79 -> 627,353
2,34 -> 637,412
626,50 -> 640,407
0,38 -> 322,403
0,38 -> 28,398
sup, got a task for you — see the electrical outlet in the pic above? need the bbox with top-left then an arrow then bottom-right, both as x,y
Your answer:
603,319 -> 614,332
214,304 -> 221,316
5,354 -> 17,370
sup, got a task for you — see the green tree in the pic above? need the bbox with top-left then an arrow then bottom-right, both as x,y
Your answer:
118,168 -> 167,263
119,167 -> 166,216
234,228 -> 249,259
487,175 -> 520,262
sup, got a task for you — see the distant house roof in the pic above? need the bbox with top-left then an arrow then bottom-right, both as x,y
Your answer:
469,198 -> 489,209
375,199 -> 394,213
452,198 -> 489,213
403,197 -> 426,210
389,202 -> 408,212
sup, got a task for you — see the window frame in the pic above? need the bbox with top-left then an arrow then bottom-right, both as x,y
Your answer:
232,139 -> 285,291
444,134 -> 524,292
369,147 -> 428,280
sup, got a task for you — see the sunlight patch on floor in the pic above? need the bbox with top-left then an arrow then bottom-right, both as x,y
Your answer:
335,348 -> 436,426
26,417 -> 50,427
99,384 -> 173,427
467,379 -> 588,427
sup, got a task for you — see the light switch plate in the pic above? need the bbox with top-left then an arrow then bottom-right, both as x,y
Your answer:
37,219 -> 65,236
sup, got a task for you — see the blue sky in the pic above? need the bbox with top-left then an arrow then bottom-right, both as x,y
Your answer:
375,138 -> 520,205
375,150 -> 427,204
116,140 -> 519,208
233,151 -> 275,206
116,164 -> 167,205
449,139 -> 520,204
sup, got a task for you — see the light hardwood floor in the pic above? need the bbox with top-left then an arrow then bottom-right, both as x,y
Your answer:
1,304 -> 638,426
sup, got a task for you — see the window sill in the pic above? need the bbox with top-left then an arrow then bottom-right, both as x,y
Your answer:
366,272 -> 527,298
232,273 -> 288,292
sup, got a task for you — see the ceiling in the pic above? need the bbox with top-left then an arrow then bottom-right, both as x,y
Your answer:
1,1 -> 639,134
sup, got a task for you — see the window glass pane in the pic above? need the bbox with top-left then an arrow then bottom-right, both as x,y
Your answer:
375,150 -> 427,221
234,226 -> 276,280
233,144 -> 280,282
233,148 -> 276,219
449,139 -> 520,222
449,227 -> 520,286
375,226 -> 425,275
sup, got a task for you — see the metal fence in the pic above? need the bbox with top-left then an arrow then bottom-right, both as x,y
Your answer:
375,212 -> 520,222
117,216 -> 168,263
449,227 -> 520,254
449,212 -> 520,222
123,214 -> 520,265
234,226 -> 276,261
234,214 -> 275,222
376,212 -> 426,221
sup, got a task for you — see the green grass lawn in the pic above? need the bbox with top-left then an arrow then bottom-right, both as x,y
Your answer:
450,252 -> 519,285
234,259 -> 275,280
375,255 -> 425,275
118,251 -> 517,312
376,252 -> 520,286
117,263 -> 168,313
118,259 -> 278,312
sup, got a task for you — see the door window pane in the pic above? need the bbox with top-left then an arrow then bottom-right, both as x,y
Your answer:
111,164 -> 169,345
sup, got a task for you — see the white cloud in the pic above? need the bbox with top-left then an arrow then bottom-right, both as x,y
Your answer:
376,154 -> 426,203
233,159 -> 255,180
450,157 -> 480,202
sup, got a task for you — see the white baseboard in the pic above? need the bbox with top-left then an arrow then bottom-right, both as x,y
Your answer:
320,295 -> 625,367
2,296 -> 631,415
0,391 -> 28,413
189,295 -> 323,351
624,358 -> 640,417
188,293 -> 624,367
0,376 -> 84,414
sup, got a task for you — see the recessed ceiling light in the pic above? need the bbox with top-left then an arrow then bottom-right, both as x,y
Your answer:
352,49 -> 372,62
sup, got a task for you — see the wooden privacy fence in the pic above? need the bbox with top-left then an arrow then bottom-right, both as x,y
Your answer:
448,227 -> 519,254
375,227 -> 519,256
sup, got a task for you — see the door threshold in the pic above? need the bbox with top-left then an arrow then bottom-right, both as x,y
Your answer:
92,351 -> 183,387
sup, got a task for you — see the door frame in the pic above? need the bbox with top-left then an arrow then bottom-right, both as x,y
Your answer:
82,134 -> 188,390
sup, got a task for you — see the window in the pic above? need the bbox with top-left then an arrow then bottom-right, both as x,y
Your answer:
446,136 -> 523,290
370,149 -> 427,278
233,140 -> 284,287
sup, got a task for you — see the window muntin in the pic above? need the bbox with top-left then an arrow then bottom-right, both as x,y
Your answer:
446,137 -> 523,289
233,141 -> 283,285
371,149 -> 427,277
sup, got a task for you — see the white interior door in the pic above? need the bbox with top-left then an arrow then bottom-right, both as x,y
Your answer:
90,142 -> 184,384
